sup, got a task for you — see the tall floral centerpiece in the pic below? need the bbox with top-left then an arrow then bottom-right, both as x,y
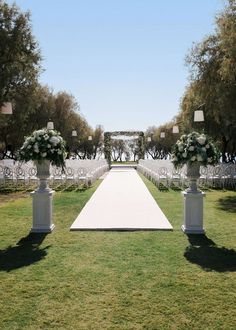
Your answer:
172,131 -> 219,234
19,128 -> 67,233
171,131 -> 219,192
19,128 -> 67,191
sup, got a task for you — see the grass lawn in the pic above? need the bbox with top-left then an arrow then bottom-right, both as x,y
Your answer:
0,177 -> 236,329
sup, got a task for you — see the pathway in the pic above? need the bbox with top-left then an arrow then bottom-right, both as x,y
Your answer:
70,167 -> 173,230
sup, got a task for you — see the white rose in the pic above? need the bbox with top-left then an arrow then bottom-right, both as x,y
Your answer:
57,150 -> 62,155
205,144 -> 210,149
191,156 -> 196,161
178,144 -> 184,152
197,136 -> 206,145
49,136 -> 60,146
36,130 -> 45,136
189,146 -> 194,151
182,152 -> 187,158
197,155 -> 203,162
41,152 -> 47,157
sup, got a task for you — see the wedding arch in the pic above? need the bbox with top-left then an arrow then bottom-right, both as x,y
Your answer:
104,131 -> 145,166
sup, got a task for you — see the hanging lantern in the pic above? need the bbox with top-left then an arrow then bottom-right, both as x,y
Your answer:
160,132 -> 165,138
47,120 -> 54,130
194,110 -> 204,122
172,125 -> 179,134
72,130 -> 77,137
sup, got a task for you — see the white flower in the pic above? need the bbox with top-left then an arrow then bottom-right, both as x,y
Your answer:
41,152 -> 47,157
178,144 -> 184,152
189,146 -> 194,151
47,144 -> 51,148
44,134 -> 49,140
57,150 -> 62,155
34,143 -> 39,153
49,136 -> 60,146
23,142 -> 28,148
205,144 -> 210,149
37,137 -> 41,141
182,152 -> 187,158
197,155 -> 203,162
27,145 -> 32,149
207,157 -> 212,163
201,147 -> 206,152
197,135 -> 206,145
191,156 -> 196,161
36,130 -> 45,136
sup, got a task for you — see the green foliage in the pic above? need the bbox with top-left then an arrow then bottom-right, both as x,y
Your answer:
104,132 -> 111,165
0,1 -> 41,104
182,0 -> 236,161
137,132 -> 145,160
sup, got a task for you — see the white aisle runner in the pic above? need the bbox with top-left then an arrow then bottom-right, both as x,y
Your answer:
70,168 -> 173,230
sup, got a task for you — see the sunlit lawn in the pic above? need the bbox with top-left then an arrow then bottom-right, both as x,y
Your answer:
0,177 -> 235,329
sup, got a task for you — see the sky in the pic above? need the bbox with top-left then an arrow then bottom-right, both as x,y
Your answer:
8,0 -> 224,132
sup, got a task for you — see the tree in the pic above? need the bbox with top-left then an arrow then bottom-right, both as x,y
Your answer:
0,1 -> 41,105
183,0 -> 236,162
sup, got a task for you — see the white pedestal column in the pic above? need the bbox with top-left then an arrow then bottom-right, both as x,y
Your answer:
181,191 -> 205,234
30,189 -> 55,233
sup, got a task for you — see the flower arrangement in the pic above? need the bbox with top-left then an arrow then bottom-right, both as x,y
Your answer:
19,128 -> 67,168
171,131 -> 220,168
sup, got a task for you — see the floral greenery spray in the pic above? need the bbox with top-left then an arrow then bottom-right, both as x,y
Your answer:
171,131 -> 220,168
19,128 -> 67,170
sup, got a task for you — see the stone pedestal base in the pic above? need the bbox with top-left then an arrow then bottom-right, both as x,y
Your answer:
30,189 -> 55,233
181,191 -> 205,234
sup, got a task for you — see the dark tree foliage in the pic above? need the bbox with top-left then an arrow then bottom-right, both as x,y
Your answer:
0,1 -> 41,104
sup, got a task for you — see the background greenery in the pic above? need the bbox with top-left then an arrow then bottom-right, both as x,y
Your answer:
0,177 -> 235,329
1,0 -> 236,162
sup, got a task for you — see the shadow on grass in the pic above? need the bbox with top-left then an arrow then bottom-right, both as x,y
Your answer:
184,234 -> 236,272
217,196 -> 236,213
0,233 -> 50,272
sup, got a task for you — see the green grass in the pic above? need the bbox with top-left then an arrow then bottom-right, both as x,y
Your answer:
0,177 -> 236,329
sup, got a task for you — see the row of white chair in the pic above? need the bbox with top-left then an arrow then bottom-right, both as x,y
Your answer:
137,160 -> 236,189
0,159 -> 109,188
